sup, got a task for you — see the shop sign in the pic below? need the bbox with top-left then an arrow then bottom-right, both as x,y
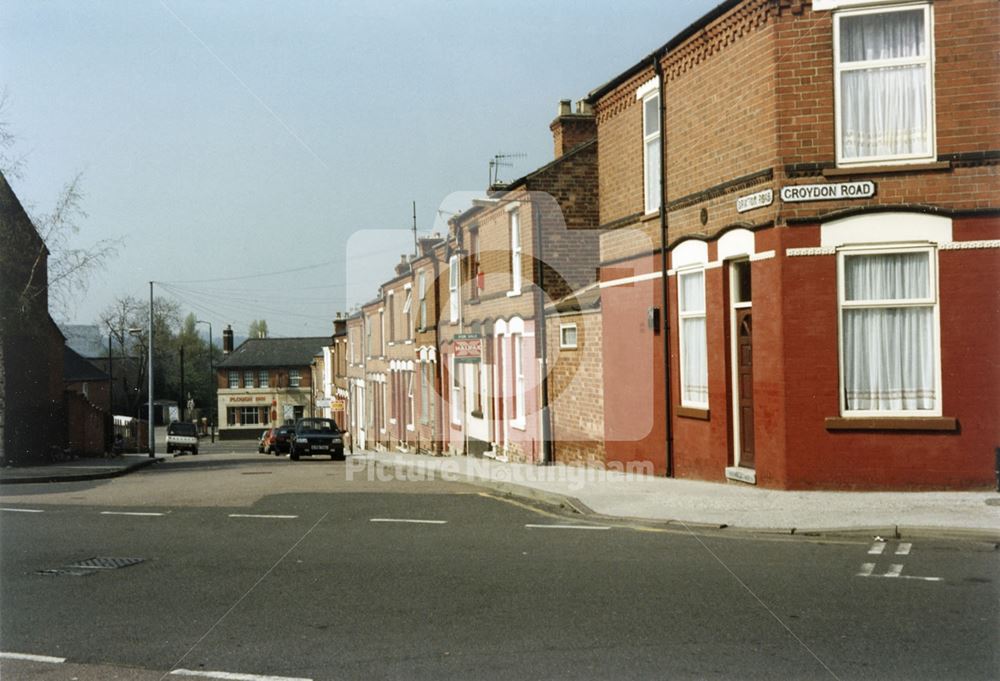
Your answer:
330,400 -> 346,411
780,181 -> 875,203
454,334 -> 482,363
228,395 -> 269,403
736,188 -> 773,213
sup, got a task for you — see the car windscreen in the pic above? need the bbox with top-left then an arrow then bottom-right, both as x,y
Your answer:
168,423 -> 197,435
296,419 -> 339,433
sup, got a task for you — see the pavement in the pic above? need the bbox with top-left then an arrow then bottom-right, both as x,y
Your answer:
2,445 -> 998,539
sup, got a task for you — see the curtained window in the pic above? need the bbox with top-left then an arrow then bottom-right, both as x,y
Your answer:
678,269 -> 708,408
835,4 -> 934,164
839,248 -> 938,415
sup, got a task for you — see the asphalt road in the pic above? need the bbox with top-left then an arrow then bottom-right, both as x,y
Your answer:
1,445 -> 997,681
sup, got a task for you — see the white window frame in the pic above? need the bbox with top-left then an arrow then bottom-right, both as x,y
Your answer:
677,267 -> 709,409
228,370 -> 239,389
641,89 -> 662,215
512,333 -> 526,429
243,370 -> 255,389
836,243 -> 941,417
449,256 -> 460,323
402,284 -> 413,339
289,369 -> 301,388
418,271 -> 427,330
833,2 -> 935,167
258,370 -> 269,388
450,354 -> 462,425
559,323 -> 578,349
406,371 -> 415,431
379,309 -> 386,355
508,208 -> 522,296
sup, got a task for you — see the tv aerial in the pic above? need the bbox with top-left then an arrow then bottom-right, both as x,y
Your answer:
489,152 -> 527,187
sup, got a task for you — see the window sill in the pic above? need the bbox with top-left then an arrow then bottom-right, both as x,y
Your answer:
676,406 -> 710,421
823,161 -> 950,178
506,291 -> 522,298
640,210 -> 660,223
511,421 -> 527,431
824,416 -> 957,432
469,298 -> 481,306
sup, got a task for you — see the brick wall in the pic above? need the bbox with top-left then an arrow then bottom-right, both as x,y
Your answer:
546,309 -> 606,466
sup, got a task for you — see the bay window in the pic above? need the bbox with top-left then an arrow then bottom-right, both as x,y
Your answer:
834,3 -> 934,165
838,246 -> 939,415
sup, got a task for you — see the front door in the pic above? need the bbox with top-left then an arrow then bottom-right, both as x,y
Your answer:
736,310 -> 755,469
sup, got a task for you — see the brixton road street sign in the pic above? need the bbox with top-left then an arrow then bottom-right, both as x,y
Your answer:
780,181 -> 875,202
454,334 -> 482,363
736,188 -> 774,213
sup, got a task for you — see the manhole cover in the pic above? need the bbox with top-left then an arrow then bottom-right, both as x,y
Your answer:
65,557 -> 145,570
34,568 -> 95,577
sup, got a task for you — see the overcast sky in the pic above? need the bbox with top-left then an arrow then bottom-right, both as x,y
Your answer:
2,0 -> 715,338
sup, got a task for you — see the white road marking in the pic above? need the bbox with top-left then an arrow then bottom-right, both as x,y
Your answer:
884,564 -> 904,578
525,524 -> 611,531
867,543 -> 886,555
369,518 -> 447,524
0,652 -> 66,663
171,669 -> 312,681
895,542 -> 912,555
857,563 -> 876,577
0,508 -> 44,513
228,514 -> 299,519
899,574 -> 943,582
100,511 -> 165,517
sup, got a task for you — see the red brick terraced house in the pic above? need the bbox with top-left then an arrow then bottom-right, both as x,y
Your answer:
442,104 -> 601,463
411,236 -> 446,454
587,0 -> 999,489
383,257 -> 418,452
359,296 -> 389,450
345,311 -> 367,450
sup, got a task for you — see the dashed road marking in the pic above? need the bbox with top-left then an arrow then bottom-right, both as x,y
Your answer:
884,563 -> 904,578
228,514 -> 299,519
0,651 -> 66,663
867,543 -> 886,555
0,508 -> 44,513
171,669 -> 312,681
525,524 -> 611,531
100,511 -> 165,517
857,562 -> 876,577
370,518 -> 447,524
856,542 -> 941,582
895,542 -> 912,555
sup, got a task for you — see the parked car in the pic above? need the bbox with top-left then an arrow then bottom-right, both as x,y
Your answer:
257,428 -> 275,454
290,417 -> 344,461
271,425 -> 295,455
166,421 -> 199,455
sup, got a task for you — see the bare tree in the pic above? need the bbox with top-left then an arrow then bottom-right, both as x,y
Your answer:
1,89 -> 120,319
0,88 -> 25,180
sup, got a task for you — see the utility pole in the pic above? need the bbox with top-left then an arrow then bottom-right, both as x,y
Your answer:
179,345 -> 185,421
148,281 -> 155,457
412,201 -> 418,258
196,320 -> 214,442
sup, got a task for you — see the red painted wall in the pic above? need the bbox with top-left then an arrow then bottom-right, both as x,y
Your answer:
776,219 -> 1000,490
600,255 -> 666,475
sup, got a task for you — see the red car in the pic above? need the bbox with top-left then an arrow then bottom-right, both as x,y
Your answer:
270,425 -> 296,455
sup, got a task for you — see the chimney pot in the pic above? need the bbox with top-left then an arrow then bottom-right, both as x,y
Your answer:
558,99 -> 572,116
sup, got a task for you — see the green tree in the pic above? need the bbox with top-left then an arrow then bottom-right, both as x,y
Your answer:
248,319 -> 268,339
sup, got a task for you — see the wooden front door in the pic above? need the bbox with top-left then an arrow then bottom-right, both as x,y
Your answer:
737,310 -> 755,469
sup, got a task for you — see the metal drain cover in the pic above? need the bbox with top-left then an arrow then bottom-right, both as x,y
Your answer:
65,557 -> 145,570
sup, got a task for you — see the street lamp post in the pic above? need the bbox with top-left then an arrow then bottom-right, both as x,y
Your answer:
196,320 -> 214,443
128,327 -> 145,453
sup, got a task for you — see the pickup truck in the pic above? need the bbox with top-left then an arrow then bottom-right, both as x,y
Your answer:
166,421 -> 199,455
290,417 -> 344,461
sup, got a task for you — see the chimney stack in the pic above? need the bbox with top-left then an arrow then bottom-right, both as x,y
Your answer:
223,325 -> 234,355
550,98 -> 596,159
333,313 -> 347,337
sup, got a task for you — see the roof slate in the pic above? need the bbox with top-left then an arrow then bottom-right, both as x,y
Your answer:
217,336 -> 329,368
64,346 -> 110,382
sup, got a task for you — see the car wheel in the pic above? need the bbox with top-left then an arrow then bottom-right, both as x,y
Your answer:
290,447 -> 299,461
192,448 -> 198,456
